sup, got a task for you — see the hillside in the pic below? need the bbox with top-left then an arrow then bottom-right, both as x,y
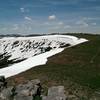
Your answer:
7,34 -> 100,99
0,35 -> 87,78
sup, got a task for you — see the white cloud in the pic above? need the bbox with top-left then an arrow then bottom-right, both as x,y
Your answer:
52,26 -> 60,29
83,23 -> 89,27
48,15 -> 56,20
58,21 -> 64,25
28,27 -> 32,30
24,16 -> 32,21
20,7 -> 30,13
20,8 -> 25,13
76,20 -> 88,27
64,25 -> 71,29
12,24 -> 19,30
43,21 -> 63,26
43,22 -> 51,25
1,27 -> 7,31
82,17 -> 100,21
91,22 -> 96,25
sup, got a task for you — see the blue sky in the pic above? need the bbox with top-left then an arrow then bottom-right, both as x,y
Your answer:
0,0 -> 100,34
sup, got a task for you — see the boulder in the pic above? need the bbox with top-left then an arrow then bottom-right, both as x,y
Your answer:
14,94 -> 33,100
0,87 -> 14,100
0,76 -> 5,82
0,76 -> 7,91
14,79 -> 42,100
0,77 -> 68,100
42,86 -> 67,100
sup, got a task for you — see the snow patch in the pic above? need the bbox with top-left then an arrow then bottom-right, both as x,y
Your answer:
0,48 -> 64,78
0,35 -> 88,78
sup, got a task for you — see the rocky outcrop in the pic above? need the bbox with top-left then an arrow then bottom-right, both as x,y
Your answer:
42,86 -> 66,100
0,76 -> 67,100
0,76 -> 42,100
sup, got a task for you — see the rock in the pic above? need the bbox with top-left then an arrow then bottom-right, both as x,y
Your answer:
15,79 -> 41,95
31,79 -> 40,85
0,76 -> 7,91
90,91 -> 100,100
14,84 -> 33,100
14,94 -> 33,100
0,77 -> 68,100
14,93 -> 33,100
0,76 -> 5,82
0,87 -> 14,100
43,86 -> 67,100
0,78 -> 42,100
14,79 -> 42,100
0,82 -> 4,90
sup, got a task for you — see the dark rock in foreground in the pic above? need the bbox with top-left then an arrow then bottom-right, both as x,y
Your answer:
0,76 -> 67,100
43,86 -> 66,100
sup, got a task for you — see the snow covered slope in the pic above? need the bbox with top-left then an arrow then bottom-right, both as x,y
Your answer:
0,35 -> 88,78
0,35 -> 87,61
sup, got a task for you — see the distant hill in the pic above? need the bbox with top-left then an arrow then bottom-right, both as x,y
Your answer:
0,34 -> 44,38
0,32 -> 96,38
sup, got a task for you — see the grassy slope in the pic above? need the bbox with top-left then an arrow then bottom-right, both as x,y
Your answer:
7,34 -> 100,97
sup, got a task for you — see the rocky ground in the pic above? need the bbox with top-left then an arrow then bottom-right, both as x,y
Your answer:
1,76 -> 100,100
0,76 -> 67,100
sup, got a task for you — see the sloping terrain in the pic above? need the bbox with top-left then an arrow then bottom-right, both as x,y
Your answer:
0,35 -> 85,67
7,34 -> 100,99
0,35 -> 72,63
0,35 -> 87,78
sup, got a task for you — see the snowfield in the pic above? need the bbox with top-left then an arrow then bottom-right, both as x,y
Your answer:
0,35 -> 88,78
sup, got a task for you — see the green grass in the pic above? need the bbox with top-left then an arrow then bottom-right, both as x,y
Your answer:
7,34 -> 100,98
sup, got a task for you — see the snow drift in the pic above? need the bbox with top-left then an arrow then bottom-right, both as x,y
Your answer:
0,35 -> 88,78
